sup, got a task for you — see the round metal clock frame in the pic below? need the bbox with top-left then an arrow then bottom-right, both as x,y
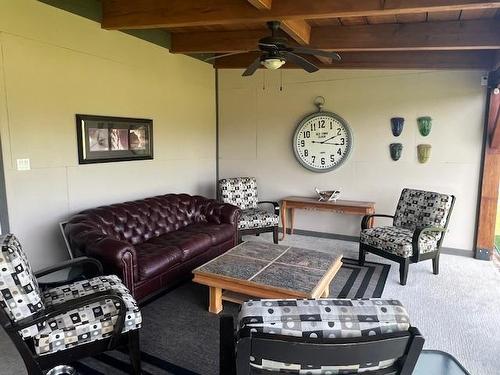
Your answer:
292,110 -> 354,173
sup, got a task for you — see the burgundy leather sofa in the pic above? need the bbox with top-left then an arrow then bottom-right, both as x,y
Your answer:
64,194 -> 239,301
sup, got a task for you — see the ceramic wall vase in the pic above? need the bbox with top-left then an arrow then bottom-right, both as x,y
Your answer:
390,117 -> 405,137
417,144 -> 431,163
417,116 -> 432,136
390,143 -> 403,161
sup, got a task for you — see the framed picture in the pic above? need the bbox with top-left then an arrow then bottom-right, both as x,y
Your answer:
76,114 -> 153,164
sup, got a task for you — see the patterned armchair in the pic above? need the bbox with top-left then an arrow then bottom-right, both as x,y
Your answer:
359,188 -> 455,285
0,234 -> 142,375
218,177 -> 280,244
220,298 -> 424,374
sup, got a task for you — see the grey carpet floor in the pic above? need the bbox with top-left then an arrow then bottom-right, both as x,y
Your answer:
1,234 -> 499,374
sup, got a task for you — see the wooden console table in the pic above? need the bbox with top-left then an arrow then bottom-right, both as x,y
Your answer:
280,196 -> 376,240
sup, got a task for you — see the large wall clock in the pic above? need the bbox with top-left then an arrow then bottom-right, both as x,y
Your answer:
293,98 -> 353,172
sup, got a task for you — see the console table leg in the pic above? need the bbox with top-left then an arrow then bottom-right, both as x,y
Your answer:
209,287 -> 223,314
280,202 -> 287,240
290,208 -> 295,235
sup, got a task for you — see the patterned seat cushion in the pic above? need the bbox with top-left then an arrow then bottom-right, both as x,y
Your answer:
34,275 -> 141,356
360,226 -> 439,258
238,298 -> 410,374
238,208 -> 279,230
218,177 -> 258,210
0,234 -> 45,339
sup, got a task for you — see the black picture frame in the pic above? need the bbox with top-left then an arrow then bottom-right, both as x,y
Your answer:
76,114 -> 153,164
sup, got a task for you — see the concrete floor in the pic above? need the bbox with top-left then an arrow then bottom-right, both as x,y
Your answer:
0,233 -> 499,374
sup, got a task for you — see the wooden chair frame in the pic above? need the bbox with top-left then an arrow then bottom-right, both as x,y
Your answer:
359,195 -> 456,285
220,315 -> 424,375
0,257 -> 141,375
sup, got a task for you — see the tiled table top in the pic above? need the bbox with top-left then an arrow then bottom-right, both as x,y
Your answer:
194,241 -> 343,296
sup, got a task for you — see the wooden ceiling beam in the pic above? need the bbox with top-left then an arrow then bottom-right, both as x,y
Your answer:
279,19 -> 311,45
170,19 -> 500,53
101,0 -> 500,29
213,50 -> 494,70
248,0 -> 272,10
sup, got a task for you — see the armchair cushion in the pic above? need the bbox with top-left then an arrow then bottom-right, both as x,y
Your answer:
218,177 -> 258,210
0,234 -> 45,339
238,208 -> 279,230
35,275 -> 141,356
238,298 -> 410,374
360,226 -> 439,258
394,189 -> 453,239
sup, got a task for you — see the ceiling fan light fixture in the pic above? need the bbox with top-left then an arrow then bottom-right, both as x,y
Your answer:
261,58 -> 286,70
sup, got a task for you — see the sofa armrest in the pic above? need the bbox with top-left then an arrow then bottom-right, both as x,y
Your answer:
85,237 -> 138,292
203,201 -> 241,226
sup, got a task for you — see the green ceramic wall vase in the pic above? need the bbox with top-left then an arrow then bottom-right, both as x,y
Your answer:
417,116 -> 432,136
390,143 -> 403,161
417,144 -> 431,163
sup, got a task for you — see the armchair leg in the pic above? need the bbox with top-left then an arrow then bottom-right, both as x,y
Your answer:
432,253 -> 440,275
358,245 -> 366,266
399,259 -> 409,286
273,226 -> 279,244
128,330 -> 141,375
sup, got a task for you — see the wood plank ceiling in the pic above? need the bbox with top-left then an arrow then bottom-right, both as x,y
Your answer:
101,0 -> 500,70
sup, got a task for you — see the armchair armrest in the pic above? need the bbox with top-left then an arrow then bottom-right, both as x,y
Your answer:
35,256 -> 103,279
8,290 -> 127,348
258,201 -> 280,216
361,214 -> 394,230
411,226 -> 446,261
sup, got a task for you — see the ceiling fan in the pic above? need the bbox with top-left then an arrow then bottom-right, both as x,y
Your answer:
205,21 -> 341,76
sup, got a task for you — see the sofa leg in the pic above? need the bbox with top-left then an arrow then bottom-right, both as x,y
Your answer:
432,253 -> 440,275
358,246 -> 366,266
128,330 -> 141,375
273,227 -> 279,244
399,259 -> 409,286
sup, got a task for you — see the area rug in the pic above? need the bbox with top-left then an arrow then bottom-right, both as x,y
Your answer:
77,258 -> 390,375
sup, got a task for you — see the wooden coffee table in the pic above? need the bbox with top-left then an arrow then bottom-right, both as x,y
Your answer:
192,241 -> 343,314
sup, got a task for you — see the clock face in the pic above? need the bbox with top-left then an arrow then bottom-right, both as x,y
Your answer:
293,111 -> 353,172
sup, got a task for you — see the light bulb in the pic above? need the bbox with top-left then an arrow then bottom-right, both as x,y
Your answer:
261,58 -> 285,70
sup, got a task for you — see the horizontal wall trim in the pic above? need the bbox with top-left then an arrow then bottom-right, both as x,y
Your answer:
282,228 -> 473,258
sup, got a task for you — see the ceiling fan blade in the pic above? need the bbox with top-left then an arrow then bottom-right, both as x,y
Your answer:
204,51 -> 252,62
242,57 -> 262,76
289,46 -> 341,61
284,52 -> 319,73
258,42 -> 280,50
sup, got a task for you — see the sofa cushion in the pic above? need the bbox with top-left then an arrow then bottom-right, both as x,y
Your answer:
238,298 -> 410,374
134,243 -> 183,280
360,226 -> 439,258
147,231 -> 212,261
37,275 -> 141,356
180,223 -> 234,245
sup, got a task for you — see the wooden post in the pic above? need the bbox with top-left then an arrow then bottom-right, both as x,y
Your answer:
475,70 -> 500,260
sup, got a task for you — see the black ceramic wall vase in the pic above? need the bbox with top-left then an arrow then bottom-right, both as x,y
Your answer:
390,117 -> 405,137
390,143 -> 403,161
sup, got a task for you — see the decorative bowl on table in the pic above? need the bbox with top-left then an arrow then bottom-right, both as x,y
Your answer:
315,188 -> 341,202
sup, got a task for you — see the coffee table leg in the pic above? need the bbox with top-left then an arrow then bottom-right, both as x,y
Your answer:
209,286 -> 223,314
321,285 -> 330,298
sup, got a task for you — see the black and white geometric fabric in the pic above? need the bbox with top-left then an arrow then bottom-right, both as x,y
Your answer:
239,208 -> 279,230
218,177 -> 259,210
35,275 -> 142,355
360,226 -> 439,258
0,234 -> 141,356
0,234 -> 45,339
238,298 -> 410,374
393,188 -> 453,238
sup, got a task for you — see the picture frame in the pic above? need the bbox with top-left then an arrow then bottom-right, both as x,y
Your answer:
76,114 -> 153,164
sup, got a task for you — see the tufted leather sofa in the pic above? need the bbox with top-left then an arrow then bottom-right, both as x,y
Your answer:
64,194 -> 240,301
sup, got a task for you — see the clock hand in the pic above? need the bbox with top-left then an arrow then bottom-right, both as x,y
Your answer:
323,142 -> 344,145
320,135 -> 339,144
